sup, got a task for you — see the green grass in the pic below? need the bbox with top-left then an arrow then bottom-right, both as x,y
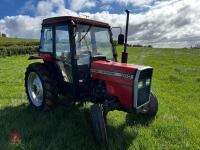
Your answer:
0,47 -> 200,150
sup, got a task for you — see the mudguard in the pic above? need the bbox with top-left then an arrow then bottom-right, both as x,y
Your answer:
28,54 -> 55,62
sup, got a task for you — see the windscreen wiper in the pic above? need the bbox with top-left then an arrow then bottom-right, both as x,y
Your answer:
79,25 -> 92,42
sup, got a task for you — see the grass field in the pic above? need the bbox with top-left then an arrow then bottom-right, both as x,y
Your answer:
0,47 -> 200,150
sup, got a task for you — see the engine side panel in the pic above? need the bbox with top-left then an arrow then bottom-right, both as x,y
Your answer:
106,82 -> 132,109
91,61 -> 138,109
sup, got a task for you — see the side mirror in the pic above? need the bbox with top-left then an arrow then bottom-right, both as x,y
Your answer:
118,34 -> 124,45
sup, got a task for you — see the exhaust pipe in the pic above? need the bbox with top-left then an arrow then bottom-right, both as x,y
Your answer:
121,9 -> 130,63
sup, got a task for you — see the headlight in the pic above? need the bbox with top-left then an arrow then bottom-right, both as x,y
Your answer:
146,79 -> 151,86
138,81 -> 143,89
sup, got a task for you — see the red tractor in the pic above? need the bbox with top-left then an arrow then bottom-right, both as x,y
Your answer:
25,10 -> 158,144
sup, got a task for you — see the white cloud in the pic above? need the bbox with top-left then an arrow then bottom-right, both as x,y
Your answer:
0,0 -> 200,48
18,0 -> 35,14
69,0 -> 96,11
102,0 -> 153,6
36,0 -> 66,16
0,20 -> 6,33
100,5 -> 112,11
0,15 -> 42,38
36,1 -> 54,16
79,0 -> 200,47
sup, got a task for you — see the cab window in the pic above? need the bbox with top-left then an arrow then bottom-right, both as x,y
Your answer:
55,25 -> 70,58
40,27 -> 53,52
55,25 -> 72,83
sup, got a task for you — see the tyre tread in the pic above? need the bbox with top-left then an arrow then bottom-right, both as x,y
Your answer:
25,62 -> 58,111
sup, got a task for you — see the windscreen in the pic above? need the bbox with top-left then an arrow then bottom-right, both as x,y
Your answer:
75,25 -> 114,65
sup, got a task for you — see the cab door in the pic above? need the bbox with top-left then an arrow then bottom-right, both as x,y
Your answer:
54,25 -> 75,95
55,25 -> 72,82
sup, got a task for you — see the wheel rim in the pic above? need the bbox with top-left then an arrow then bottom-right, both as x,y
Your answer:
27,72 -> 44,107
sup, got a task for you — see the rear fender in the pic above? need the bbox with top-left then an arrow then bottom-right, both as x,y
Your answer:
28,54 -> 55,62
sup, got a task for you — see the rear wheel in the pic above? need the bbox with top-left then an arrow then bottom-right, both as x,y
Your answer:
90,104 -> 108,144
25,62 -> 58,111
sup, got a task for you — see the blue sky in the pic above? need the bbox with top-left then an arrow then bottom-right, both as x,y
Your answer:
0,0 -> 200,48
0,0 -> 152,19
0,0 -> 25,18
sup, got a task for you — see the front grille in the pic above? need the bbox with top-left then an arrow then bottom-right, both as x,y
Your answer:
138,85 -> 151,106
133,67 -> 153,108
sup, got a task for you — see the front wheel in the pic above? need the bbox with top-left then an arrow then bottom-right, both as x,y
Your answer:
25,63 -> 58,111
90,104 -> 108,144
140,92 -> 158,117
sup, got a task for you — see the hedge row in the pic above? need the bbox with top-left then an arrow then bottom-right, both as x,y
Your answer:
0,46 -> 39,57
0,41 -> 39,47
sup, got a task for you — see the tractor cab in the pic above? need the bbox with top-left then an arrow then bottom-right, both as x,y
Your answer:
32,16 -> 117,99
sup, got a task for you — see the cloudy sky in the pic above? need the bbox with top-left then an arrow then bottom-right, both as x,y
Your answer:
0,0 -> 200,48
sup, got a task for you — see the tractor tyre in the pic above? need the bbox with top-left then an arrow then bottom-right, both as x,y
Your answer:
25,62 -> 58,111
90,104 -> 108,144
141,92 -> 158,117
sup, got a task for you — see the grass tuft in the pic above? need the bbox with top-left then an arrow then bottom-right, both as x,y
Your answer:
196,77 -> 200,83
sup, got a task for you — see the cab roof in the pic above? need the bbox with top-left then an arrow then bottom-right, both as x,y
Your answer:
42,16 -> 110,28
